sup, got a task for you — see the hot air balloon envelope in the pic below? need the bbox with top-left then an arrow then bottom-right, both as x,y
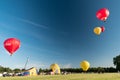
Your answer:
101,26 -> 105,32
96,8 -> 109,21
4,38 -> 20,56
94,27 -> 102,35
80,60 -> 90,71
50,63 -> 60,74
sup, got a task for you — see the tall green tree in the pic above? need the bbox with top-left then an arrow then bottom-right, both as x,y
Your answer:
4,67 -> 13,73
113,55 -> 120,71
13,68 -> 21,73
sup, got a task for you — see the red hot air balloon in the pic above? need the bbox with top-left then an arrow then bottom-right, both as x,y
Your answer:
96,8 -> 109,21
4,38 -> 20,56
101,26 -> 105,32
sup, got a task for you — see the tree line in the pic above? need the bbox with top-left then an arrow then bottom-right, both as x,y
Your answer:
0,66 -> 117,74
0,54 -> 120,74
39,67 -> 117,74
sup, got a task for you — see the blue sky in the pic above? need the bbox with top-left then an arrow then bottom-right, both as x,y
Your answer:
0,0 -> 120,69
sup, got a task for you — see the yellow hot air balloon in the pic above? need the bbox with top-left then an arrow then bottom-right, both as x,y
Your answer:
50,63 -> 60,74
80,60 -> 90,71
93,27 -> 102,35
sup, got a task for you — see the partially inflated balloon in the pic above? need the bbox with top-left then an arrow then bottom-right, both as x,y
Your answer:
80,60 -> 90,71
96,8 -> 109,21
50,64 -> 60,74
94,27 -> 102,35
4,38 -> 20,56
101,26 -> 105,32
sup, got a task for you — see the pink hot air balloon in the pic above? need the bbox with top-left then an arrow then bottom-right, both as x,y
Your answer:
4,38 -> 20,56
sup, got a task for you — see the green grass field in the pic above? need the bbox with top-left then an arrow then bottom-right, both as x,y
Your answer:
0,73 -> 120,80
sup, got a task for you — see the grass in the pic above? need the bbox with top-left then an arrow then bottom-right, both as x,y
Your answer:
0,73 -> 120,80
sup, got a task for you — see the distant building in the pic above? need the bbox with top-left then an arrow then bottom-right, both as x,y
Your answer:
23,67 -> 38,76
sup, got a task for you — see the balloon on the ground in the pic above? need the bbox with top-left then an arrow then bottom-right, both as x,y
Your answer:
80,60 -> 90,71
101,26 -> 105,32
4,38 -> 20,56
50,63 -> 60,74
93,27 -> 102,35
96,8 -> 109,21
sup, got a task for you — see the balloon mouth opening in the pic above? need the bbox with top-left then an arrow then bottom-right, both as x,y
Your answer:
102,17 -> 107,22
103,20 -> 106,22
10,54 -> 13,56
95,32 -> 101,36
8,52 -> 13,56
83,69 -> 88,72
